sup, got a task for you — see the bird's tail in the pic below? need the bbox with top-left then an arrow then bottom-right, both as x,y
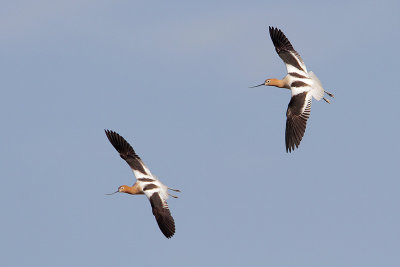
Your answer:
308,71 -> 325,101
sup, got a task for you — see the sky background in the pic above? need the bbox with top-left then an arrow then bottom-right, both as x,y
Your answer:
1,0 -> 399,266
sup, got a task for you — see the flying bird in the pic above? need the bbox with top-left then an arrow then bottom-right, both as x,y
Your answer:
104,129 -> 180,238
251,26 -> 334,152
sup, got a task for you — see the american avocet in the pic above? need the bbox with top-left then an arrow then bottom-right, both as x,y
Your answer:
251,26 -> 334,152
105,130 -> 180,238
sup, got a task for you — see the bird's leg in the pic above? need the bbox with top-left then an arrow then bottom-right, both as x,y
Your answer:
323,97 -> 331,104
324,90 -> 334,98
168,193 -> 179,198
168,187 -> 181,192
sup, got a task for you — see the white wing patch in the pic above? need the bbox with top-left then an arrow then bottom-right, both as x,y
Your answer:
284,51 -> 308,74
291,86 -> 311,97
132,160 -> 154,180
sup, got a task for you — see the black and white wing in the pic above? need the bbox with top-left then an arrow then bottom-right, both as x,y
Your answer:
145,188 -> 175,238
285,92 -> 312,153
105,130 -> 154,179
269,26 -> 308,75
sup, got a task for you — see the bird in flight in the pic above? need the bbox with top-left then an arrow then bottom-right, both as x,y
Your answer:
251,26 -> 334,152
104,129 -> 180,238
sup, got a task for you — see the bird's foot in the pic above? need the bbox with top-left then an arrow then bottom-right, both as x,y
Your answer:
323,97 -> 331,104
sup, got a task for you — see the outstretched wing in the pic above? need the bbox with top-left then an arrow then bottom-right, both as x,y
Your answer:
146,190 -> 175,238
269,26 -> 308,74
105,130 -> 153,179
285,92 -> 312,153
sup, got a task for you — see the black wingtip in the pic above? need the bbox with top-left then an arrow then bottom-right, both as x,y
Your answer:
268,26 -> 274,37
268,26 -> 293,51
269,26 -> 280,35
150,193 -> 176,239
104,130 -> 149,175
104,129 -> 115,138
269,26 -> 284,41
286,146 -> 294,153
104,129 -> 118,146
104,129 -> 131,155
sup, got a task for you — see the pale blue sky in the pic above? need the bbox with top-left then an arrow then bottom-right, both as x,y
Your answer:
1,0 -> 399,266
